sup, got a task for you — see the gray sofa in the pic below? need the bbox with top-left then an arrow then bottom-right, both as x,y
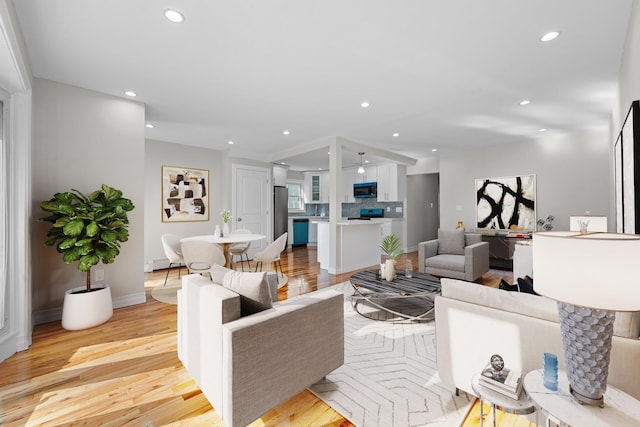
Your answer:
177,273 -> 344,427
418,229 -> 490,282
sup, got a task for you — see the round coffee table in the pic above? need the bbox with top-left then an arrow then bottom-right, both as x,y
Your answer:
349,270 -> 441,321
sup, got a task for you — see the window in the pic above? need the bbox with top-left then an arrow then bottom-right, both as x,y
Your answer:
287,181 -> 304,211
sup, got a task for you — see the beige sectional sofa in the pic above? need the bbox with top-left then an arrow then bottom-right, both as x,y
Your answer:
435,278 -> 640,400
177,273 -> 344,427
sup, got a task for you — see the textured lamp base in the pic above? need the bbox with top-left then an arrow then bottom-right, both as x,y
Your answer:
558,302 -> 615,407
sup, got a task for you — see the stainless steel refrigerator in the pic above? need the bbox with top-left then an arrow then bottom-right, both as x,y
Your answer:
273,186 -> 288,249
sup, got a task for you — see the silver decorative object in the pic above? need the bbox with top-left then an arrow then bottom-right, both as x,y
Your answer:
490,354 -> 505,373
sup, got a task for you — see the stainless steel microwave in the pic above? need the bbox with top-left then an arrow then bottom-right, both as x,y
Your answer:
354,182 -> 377,198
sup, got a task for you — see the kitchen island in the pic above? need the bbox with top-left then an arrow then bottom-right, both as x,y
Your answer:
316,220 -> 382,274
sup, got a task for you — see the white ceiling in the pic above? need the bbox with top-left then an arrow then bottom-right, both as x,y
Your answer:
12,0 -> 633,171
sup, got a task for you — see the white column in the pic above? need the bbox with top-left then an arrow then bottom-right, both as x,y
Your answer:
328,139 -> 342,274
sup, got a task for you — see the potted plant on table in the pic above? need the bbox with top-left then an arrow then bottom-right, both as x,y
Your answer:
380,233 -> 404,281
39,184 -> 135,330
221,209 -> 232,236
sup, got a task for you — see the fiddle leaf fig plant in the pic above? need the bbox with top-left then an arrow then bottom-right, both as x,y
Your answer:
380,233 -> 404,260
39,184 -> 135,292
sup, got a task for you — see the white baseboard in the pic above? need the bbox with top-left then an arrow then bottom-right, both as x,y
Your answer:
152,258 -> 171,271
33,292 -> 147,326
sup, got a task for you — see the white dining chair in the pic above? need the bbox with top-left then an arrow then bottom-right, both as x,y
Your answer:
181,240 -> 226,278
253,232 -> 288,277
160,234 -> 185,286
229,228 -> 252,271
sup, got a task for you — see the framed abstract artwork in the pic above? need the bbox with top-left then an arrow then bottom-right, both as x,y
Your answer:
162,165 -> 209,222
476,174 -> 536,231
615,100 -> 640,234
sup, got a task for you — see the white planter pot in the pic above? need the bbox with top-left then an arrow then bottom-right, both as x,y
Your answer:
385,259 -> 396,281
61,284 -> 113,330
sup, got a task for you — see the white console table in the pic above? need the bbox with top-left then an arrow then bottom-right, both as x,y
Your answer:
523,369 -> 640,426
512,241 -> 532,280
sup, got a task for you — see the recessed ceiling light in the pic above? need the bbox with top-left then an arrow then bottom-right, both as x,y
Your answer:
283,130 -> 290,135
228,140 -> 234,145
124,90 -> 137,97
364,160 -> 370,164
540,31 -> 560,42
393,132 -> 399,137
280,162 -> 286,165
164,9 -> 185,23
360,101 -> 370,108
539,128 -> 548,132
432,148 -> 438,152
145,123 -> 154,129
519,99 -> 531,106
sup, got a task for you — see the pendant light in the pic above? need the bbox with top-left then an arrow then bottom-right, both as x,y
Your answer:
357,152 -> 365,174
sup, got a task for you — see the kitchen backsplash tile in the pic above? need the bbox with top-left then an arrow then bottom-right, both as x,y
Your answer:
288,201 -> 403,218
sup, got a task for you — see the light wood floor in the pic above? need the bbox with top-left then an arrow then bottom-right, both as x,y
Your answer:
0,247 -> 530,426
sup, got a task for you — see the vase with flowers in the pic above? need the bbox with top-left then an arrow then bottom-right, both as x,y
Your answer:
221,209 -> 232,236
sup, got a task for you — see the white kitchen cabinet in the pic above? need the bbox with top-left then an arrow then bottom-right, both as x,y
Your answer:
303,172 -> 330,203
341,167 -> 355,203
303,172 -> 324,203
376,163 -> 406,201
287,218 -> 293,246
320,171 -> 330,203
308,220 -> 318,244
273,165 -> 288,186
353,165 -> 377,184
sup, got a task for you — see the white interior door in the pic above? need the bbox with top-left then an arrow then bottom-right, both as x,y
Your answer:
232,165 -> 270,256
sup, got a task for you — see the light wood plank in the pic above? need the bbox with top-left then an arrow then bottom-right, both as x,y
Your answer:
0,247 -> 517,426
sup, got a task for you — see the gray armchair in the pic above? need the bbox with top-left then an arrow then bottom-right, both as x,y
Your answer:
418,229 -> 489,282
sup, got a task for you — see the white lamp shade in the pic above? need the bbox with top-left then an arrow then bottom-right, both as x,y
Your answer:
533,231 -> 640,311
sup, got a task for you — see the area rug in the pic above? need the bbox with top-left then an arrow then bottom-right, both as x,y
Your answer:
151,280 -> 182,304
308,282 -> 473,427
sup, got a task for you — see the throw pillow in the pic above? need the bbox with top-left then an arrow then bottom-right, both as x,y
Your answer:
211,264 -> 233,284
438,229 -> 465,255
222,270 -> 273,316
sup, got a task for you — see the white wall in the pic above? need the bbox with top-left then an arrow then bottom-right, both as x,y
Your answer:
617,1 -> 640,131
407,157 -> 439,175
144,139 -> 225,268
31,79 -> 146,324
440,128 -> 611,232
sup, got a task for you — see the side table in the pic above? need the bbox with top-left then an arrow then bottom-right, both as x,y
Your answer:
471,373 -> 536,427
523,369 -> 640,426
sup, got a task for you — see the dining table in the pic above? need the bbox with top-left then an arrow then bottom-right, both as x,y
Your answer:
181,233 -> 267,269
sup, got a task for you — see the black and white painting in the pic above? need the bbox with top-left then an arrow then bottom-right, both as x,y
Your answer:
476,175 -> 536,231
616,100 -> 640,234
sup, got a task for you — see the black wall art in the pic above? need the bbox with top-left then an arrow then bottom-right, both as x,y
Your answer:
615,100 -> 640,234
476,175 -> 536,231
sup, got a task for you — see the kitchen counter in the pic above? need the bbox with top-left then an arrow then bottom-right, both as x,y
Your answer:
317,220 -> 382,274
